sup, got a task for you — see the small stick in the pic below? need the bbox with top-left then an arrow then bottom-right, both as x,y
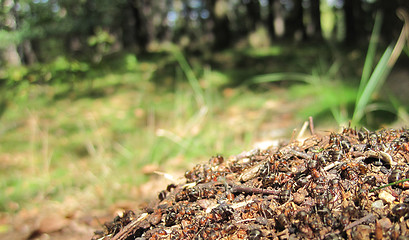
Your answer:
111,213 -> 149,240
323,161 -> 342,171
218,179 -> 280,196
290,128 -> 297,143
290,149 -> 312,159
230,184 -> 280,195
309,116 -> 315,135
297,121 -> 309,140
224,180 -> 279,195
343,213 -> 375,231
236,218 -> 256,223
276,228 -> 289,237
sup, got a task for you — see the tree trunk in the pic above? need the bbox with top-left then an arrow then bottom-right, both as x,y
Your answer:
343,0 -> 356,45
245,0 -> 261,32
207,0 -> 231,50
267,0 -> 276,40
309,0 -> 322,40
1,0 -> 21,66
22,40 -> 37,65
2,45 -> 21,67
120,4 -> 137,49
286,0 -> 307,41
344,0 -> 364,46
128,0 -> 149,52
153,1 -> 171,42
273,0 -> 285,38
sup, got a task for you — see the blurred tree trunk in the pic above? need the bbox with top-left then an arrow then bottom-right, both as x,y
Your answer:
22,40 -> 37,65
267,0 -> 276,40
286,0 -> 307,41
207,0 -> 231,50
2,45 -> 21,67
343,0 -> 355,45
1,0 -> 21,66
127,0 -> 149,51
245,0 -> 261,32
121,4 -> 137,49
343,0 -> 365,45
273,0 -> 285,38
309,0 -> 322,40
155,1 -> 171,42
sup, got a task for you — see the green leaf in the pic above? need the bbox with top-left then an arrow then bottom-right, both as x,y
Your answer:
249,73 -> 314,85
352,45 -> 393,125
358,11 -> 383,96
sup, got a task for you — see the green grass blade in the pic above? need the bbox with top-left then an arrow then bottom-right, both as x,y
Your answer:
370,178 -> 409,192
172,49 -> 205,106
358,11 -> 383,97
352,45 -> 393,125
388,92 -> 409,124
249,72 -> 314,85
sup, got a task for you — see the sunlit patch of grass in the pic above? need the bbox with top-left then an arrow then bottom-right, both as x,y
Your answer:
0,50 -> 293,213
288,81 -> 357,122
244,46 -> 283,57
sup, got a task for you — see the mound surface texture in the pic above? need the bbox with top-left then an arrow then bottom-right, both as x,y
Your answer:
93,128 -> 409,240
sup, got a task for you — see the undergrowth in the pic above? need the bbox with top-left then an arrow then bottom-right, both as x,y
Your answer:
0,50 -> 286,213
250,10 -> 409,128
1,24 -> 408,212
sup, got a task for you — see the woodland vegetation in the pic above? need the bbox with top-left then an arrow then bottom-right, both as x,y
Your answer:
0,0 -> 409,228
1,0 -> 407,67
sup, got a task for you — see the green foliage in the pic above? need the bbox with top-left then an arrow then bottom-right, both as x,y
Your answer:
0,30 -> 21,49
250,11 -> 408,128
51,56 -> 89,73
0,56 -> 89,87
249,60 -> 357,125
124,54 -> 139,71
351,46 -> 393,125
0,51 -> 285,212
0,66 -> 29,83
87,28 -> 114,47
352,10 -> 408,126
171,46 -> 205,106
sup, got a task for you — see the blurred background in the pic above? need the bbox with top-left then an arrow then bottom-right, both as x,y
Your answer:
0,0 -> 409,238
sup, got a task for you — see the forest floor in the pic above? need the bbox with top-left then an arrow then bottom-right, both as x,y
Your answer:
0,46 -> 408,240
0,105 -> 303,240
92,127 -> 409,240
0,92 -> 307,240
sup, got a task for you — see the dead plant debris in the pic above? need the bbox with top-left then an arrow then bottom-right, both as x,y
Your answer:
92,127 -> 409,240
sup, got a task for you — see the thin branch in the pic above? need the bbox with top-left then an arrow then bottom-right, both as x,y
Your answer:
344,213 -> 375,231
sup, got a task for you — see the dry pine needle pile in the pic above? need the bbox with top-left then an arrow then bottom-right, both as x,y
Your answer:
93,127 -> 409,240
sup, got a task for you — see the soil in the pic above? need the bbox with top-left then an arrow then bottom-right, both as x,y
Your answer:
91,127 -> 409,240
0,178 -> 173,240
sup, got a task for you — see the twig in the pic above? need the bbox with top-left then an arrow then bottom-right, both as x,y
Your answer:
309,116 -> 315,135
344,214 -> 375,231
343,213 -> 375,231
323,161 -> 342,171
217,178 -> 280,196
297,121 -> 309,140
111,213 -> 148,240
290,149 -> 312,159
236,218 -> 256,223
388,8 -> 409,67
230,183 -> 280,195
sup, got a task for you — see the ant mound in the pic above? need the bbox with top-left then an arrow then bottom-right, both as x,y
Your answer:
93,128 -> 409,240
